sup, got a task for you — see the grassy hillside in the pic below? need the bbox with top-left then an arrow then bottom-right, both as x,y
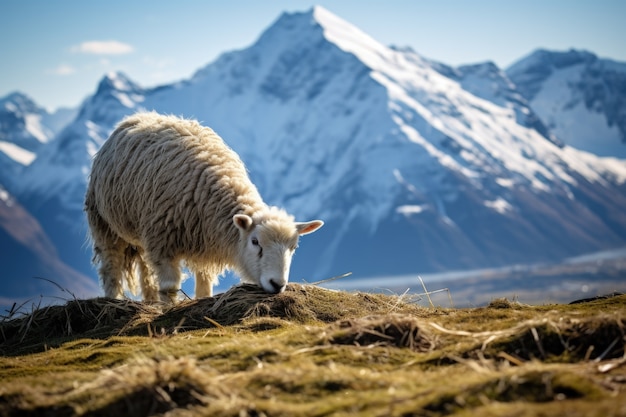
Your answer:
1,284 -> 625,416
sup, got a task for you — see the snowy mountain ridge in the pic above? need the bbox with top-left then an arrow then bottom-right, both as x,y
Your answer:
507,48 -> 626,157
0,92 -> 77,194
314,8 -> 626,194
2,6 -> 626,296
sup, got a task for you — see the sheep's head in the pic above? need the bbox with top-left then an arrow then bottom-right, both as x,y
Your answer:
233,208 -> 323,294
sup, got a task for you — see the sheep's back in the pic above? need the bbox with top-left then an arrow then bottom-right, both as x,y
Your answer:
89,112 -> 262,254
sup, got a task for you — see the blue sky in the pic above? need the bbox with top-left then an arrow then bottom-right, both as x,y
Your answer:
1,0 -> 624,111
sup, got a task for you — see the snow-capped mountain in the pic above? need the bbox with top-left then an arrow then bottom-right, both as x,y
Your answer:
0,92 -> 76,192
20,73 -> 143,203
507,49 -> 626,157
1,92 -> 54,151
7,6 -> 626,298
429,59 -> 562,147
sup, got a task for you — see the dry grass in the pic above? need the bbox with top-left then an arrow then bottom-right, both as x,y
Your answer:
325,314 -> 438,352
0,283 -> 424,355
1,284 -> 625,416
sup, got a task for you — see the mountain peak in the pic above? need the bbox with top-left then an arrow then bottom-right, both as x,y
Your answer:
507,48 -> 597,77
0,90 -> 53,152
458,61 -> 500,74
0,91 -> 43,115
253,5 -> 388,70
78,71 -> 144,123
310,4 -> 347,25
95,71 -> 141,95
311,5 -> 388,67
310,4 -> 329,15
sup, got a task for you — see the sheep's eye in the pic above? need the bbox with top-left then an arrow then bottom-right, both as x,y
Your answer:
250,237 -> 262,257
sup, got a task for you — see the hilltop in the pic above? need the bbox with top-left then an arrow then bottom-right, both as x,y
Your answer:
1,284 -> 625,416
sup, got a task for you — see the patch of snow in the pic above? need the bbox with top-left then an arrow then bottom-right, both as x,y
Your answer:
109,72 -> 132,91
85,121 -> 106,146
596,157 -> 626,184
0,141 -> 36,165
0,187 -> 11,205
24,114 -> 50,143
112,91 -> 137,108
396,205 -> 427,216
86,141 -> 99,158
484,197 -> 513,214
393,169 -> 422,197
496,178 -> 515,188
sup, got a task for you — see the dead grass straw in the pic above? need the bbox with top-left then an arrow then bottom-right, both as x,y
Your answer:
69,356 -> 230,416
0,283 -> 426,355
326,314 -> 438,352
428,314 -> 626,363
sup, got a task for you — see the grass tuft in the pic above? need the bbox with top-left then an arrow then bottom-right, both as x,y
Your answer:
326,314 -> 437,352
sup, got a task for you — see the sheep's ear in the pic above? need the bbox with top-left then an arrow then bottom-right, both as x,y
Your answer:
233,214 -> 254,232
296,220 -> 324,235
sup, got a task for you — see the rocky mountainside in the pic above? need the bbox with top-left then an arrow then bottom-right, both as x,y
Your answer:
2,7 -> 626,301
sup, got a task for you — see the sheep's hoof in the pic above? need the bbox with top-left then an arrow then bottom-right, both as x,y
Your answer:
159,288 -> 180,304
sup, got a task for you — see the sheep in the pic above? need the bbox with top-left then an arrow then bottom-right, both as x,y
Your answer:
84,112 -> 323,303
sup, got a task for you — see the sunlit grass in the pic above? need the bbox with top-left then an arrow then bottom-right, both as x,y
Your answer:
1,284 -> 625,416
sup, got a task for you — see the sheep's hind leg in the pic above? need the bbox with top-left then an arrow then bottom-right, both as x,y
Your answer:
87,207 -> 126,299
96,243 -> 126,299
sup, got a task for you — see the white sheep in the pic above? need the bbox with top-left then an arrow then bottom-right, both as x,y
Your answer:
84,112 -> 323,303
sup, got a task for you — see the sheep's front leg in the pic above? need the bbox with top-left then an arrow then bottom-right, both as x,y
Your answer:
152,258 -> 181,303
195,270 -> 214,298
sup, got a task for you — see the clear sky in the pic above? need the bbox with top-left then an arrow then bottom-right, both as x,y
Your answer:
1,0 -> 624,111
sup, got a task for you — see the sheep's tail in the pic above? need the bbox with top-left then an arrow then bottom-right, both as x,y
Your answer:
122,246 -> 140,296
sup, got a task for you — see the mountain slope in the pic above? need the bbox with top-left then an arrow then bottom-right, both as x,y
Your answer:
11,6 -> 626,291
507,49 -> 626,157
428,58 -> 562,147
0,184 -> 99,309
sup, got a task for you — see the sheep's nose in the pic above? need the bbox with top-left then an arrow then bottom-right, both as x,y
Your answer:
269,279 -> 286,293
